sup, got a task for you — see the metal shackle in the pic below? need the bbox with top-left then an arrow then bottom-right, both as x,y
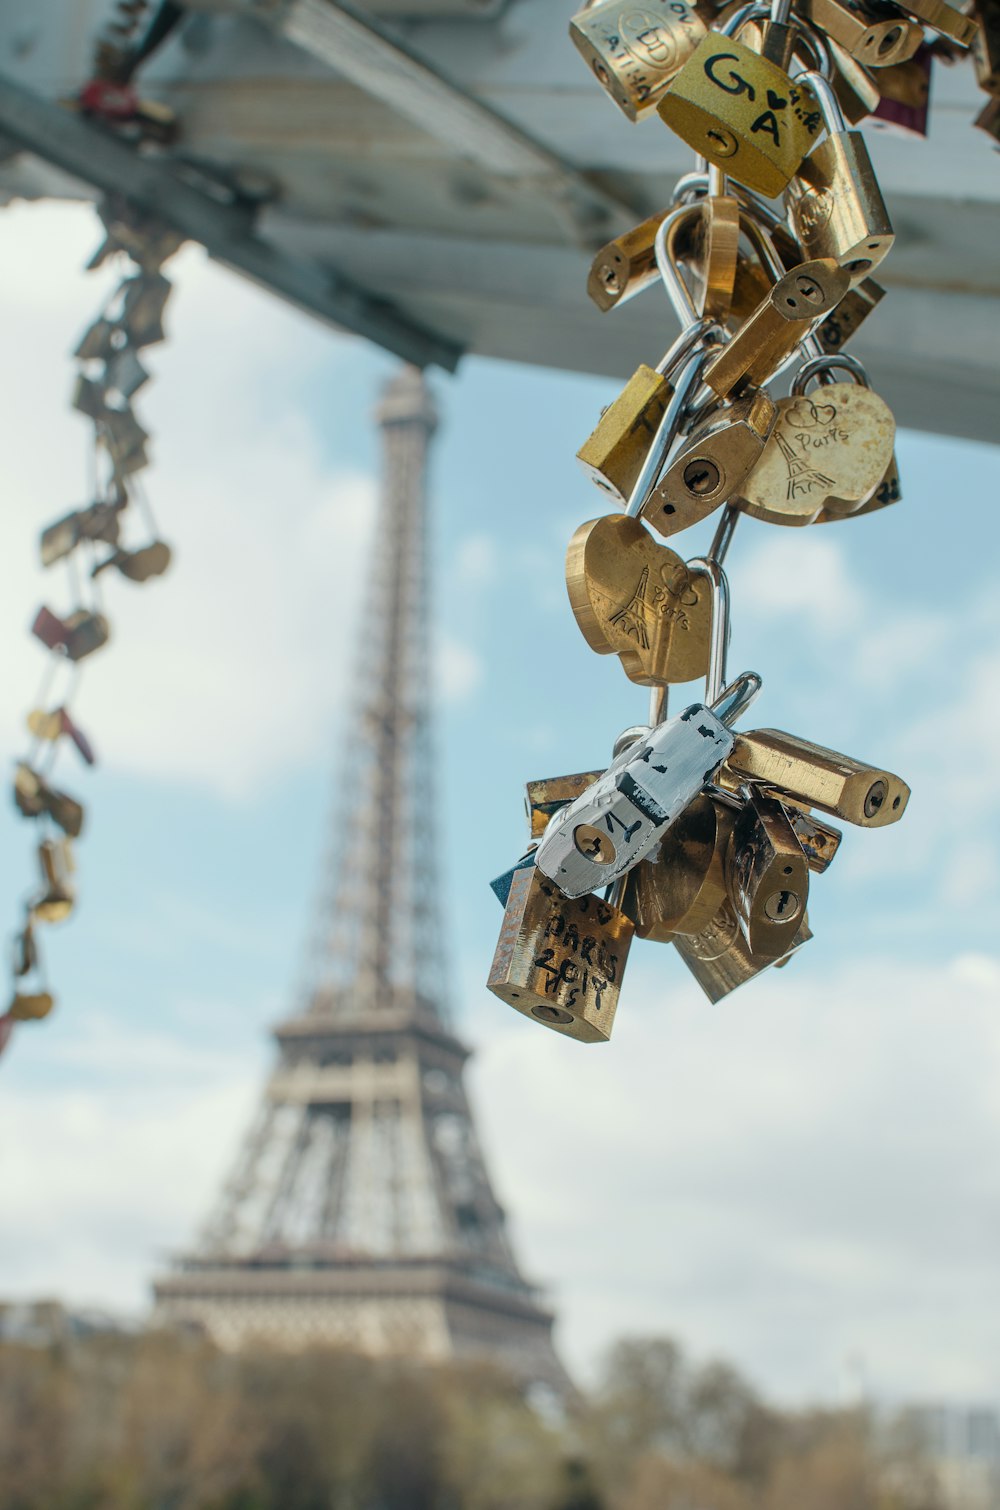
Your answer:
793,351 -> 871,393
687,554 -> 732,705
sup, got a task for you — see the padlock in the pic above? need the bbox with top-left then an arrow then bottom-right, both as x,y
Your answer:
490,849 -> 537,906
657,7 -> 824,197
735,353 -> 895,524
40,499 -> 124,568
102,406 -> 149,469
828,38 -> 882,122
92,540 -> 173,583
726,728 -> 910,826
119,271 -> 171,346
577,365 -> 675,501
623,790 -> 735,939
782,803 -> 843,870
975,92 -> 1000,141
726,786 -> 810,956
8,991 -> 55,1022
526,772 -> 605,840
972,0 -> 1000,91
702,258 -> 849,399
674,899 -> 812,1001
104,347 -> 149,401
75,317 -> 120,364
487,863 -> 634,1043
894,0 -> 977,45
73,374 -> 107,421
691,183 -> 742,320
642,388 -> 777,536
800,0 -> 922,66
870,47 -> 932,134
569,0 -> 709,120
26,707 -> 96,766
566,514 -> 714,685
815,447 -> 901,521
588,209 -> 672,311
33,839 -> 76,924
13,765 -> 85,840
32,607 -> 111,663
787,72 -> 894,280
98,203 -> 186,272
812,276 -> 885,353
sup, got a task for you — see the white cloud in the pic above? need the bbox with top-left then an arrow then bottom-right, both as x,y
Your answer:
437,634 -> 483,702
738,532 -> 866,632
0,203 -> 379,798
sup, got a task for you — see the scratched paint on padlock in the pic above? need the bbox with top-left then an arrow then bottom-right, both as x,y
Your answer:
566,515 -> 712,686
737,385 -> 895,525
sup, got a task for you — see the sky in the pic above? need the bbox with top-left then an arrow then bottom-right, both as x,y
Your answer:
0,201 -> 998,1412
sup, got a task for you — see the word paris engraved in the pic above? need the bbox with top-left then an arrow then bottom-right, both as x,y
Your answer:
485,0 -> 954,1037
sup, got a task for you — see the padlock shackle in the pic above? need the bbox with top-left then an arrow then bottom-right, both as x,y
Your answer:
688,555 -> 731,704
668,174 -> 787,282
720,2 -> 771,37
710,671 -> 763,729
654,202 -> 706,328
793,351 -> 871,394
797,67 -> 846,135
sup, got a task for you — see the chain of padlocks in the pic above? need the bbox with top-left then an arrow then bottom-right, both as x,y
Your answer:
487,0 -> 1000,1043
0,200 -> 181,1057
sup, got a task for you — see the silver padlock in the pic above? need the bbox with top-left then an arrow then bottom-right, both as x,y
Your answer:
536,562 -> 760,897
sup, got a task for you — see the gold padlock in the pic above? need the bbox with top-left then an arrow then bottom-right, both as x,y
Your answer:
526,771 -> 605,840
657,26 -> 824,197
801,0 -> 922,67
588,210 -> 671,311
972,0 -> 1000,92
975,93 -> 1000,142
726,728 -> 910,826
577,365 -> 674,501
570,0 -> 709,120
813,277 -> 885,353
895,0 -> 977,46
8,991 -> 55,1022
815,448 -> 901,522
643,388 -> 777,537
702,259 -> 849,399
787,72 -> 894,279
674,899 -> 812,1002
487,865 -> 634,1043
783,805 -> 843,870
726,788 -> 810,957
623,791 -> 734,940
829,39 -> 882,122
33,839 -> 76,924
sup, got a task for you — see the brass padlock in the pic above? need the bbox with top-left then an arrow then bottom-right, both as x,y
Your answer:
815,448 -> 901,522
623,791 -> 734,940
75,317 -> 119,364
566,514 -> 714,685
972,0 -> 1000,92
33,839 -> 76,924
975,93 -> 1000,141
92,540 -> 173,583
726,787 -> 810,957
487,864 -> 634,1043
40,499 -> 124,568
702,259 -> 849,399
526,772 -> 605,840
588,210 -> 671,311
894,0 -> 977,46
570,0 -> 709,120
119,271 -> 171,347
8,991 -> 55,1023
787,72 -> 894,280
674,898 -> 812,1002
657,16 -> 824,197
783,804 -> 843,870
870,47 -> 931,135
725,728 -> 910,826
829,38 -> 882,123
26,706 -> 96,766
32,607 -> 111,663
102,406 -> 149,471
643,388 -> 777,537
813,276 -> 885,353
578,365 -> 674,501
735,353 -> 896,524
13,765 -> 85,840
801,0 -> 922,67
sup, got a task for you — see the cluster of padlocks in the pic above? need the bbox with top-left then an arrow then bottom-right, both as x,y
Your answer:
2,204 -> 180,1052
481,0 -> 979,1043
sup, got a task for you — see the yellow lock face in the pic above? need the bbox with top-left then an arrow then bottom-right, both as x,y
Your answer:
726,729 -> 911,828
735,384 -> 896,524
570,0 -> 708,120
577,364 -> 673,503
565,514 -> 713,686
657,35 -> 823,197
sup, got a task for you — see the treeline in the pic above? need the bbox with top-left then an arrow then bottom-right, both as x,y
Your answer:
0,1330 -> 945,1510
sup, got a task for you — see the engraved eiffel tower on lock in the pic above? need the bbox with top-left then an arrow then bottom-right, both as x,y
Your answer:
154,368 -> 567,1393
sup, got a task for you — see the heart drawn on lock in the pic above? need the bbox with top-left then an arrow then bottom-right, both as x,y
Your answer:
736,384 -> 896,527
566,514 -> 713,687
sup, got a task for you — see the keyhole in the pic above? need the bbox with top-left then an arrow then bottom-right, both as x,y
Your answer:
574,824 -> 616,864
682,457 -> 722,497
864,779 -> 888,817
533,1005 -> 574,1025
764,889 -> 801,921
705,127 -> 738,158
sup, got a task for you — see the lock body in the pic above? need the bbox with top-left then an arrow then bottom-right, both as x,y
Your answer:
623,792 -> 733,940
566,515 -> 713,686
813,277 -> 885,354
783,805 -> 843,871
703,260 -> 850,398
488,865 -> 634,1043
816,447 -> 901,522
588,211 -> 671,311
791,134 -> 894,278
673,900 -> 812,1001
726,728 -> 910,826
578,366 -> 674,502
801,0 -> 922,66
570,0 -> 708,120
644,389 -> 777,536
727,790 -> 810,956
736,383 -> 895,524
658,37 -> 823,197
8,992 -> 55,1022
973,0 -> 1000,91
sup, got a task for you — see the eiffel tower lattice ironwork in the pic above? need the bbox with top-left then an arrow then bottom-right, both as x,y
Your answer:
154,368 -> 566,1392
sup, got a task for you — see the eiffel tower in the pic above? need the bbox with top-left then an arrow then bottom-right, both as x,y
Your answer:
774,429 -> 834,500
154,367 -> 566,1393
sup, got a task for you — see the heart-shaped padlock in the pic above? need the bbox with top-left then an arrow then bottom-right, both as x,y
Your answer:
735,355 -> 895,526
566,514 -> 712,686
